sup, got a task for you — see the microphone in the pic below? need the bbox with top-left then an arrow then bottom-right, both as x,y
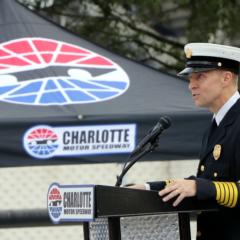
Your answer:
115,116 -> 171,187
131,116 -> 171,155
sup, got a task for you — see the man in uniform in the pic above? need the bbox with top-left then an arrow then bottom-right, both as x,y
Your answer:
131,43 -> 240,240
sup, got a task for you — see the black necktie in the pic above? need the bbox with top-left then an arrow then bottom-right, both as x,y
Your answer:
207,118 -> 217,143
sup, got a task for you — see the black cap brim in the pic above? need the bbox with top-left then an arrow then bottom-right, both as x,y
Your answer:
177,67 -> 217,77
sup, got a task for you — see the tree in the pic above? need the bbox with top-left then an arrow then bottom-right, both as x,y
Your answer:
19,0 -> 240,74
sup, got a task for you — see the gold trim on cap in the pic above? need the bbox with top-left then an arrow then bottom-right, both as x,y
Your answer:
185,48 -> 192,58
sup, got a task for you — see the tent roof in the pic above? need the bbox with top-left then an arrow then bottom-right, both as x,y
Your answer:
0,0 -> 211,166
0,0 -> 207,121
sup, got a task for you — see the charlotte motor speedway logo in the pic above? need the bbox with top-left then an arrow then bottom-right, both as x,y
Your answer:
47,183 -> 94,223
48,184 -> 63,221
23,124 -> 136,159
23,125 -> 59,159
0,37 -> 129,105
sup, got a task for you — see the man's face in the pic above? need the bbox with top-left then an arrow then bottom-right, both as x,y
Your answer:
188,70 -> 224,112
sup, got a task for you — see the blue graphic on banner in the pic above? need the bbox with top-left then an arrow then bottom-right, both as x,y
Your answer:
0,38 -> 130,106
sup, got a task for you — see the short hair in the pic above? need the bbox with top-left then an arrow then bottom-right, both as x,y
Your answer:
231,72 -> 239,87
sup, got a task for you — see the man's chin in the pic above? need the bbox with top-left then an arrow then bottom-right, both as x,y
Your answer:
194,101 -> 205,108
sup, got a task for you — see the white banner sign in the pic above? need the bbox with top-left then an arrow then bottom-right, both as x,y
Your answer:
47,183 -> 95,223
23,124 -> 136,159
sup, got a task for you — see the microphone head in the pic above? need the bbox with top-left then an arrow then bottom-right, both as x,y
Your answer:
160,116 -> 171,129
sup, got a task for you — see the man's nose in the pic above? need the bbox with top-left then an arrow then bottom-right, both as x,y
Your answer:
188,79 -> 197,90
188,81 -> 194,90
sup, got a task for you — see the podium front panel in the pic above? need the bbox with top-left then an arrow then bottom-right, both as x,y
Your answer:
89,218 -> 109,240
121,214 -> 179,240
89,214 -> 179,240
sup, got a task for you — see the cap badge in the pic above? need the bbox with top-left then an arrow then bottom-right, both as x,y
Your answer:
218,62 -> 222,67
213,144 -> 221,160
185,48 -> 192,58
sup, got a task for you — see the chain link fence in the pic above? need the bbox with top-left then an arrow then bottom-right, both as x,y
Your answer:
0,160 -> 198,240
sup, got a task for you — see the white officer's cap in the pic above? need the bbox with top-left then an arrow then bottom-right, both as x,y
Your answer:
178,43 -> 240,76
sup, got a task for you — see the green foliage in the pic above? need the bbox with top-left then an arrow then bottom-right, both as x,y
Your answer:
18,0 -> 240,73
187,0 -> 240,43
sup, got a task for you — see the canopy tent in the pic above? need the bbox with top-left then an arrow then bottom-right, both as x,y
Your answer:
0,0 -> 211,167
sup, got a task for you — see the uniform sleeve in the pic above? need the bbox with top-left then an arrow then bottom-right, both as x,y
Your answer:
194,177 -> 240,208
200,131 -> 240,208
149,176 -> 240,208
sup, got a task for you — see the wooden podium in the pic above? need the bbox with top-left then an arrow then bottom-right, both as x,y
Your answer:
83,185 -> 217,240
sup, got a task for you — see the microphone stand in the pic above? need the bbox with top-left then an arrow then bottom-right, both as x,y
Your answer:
115,138 -> 160,187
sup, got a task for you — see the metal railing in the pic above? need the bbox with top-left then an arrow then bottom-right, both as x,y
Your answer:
0,209 -> 81,228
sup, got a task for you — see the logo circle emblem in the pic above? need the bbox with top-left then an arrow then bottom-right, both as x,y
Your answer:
47,183 -> 63,222
0,38 -> 130,105
23,125 -> 59,159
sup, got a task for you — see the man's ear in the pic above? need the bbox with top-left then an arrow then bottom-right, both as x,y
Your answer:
222,71 -> 234,87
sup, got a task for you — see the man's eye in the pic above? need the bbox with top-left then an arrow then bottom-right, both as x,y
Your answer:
197,74 -> 204,80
